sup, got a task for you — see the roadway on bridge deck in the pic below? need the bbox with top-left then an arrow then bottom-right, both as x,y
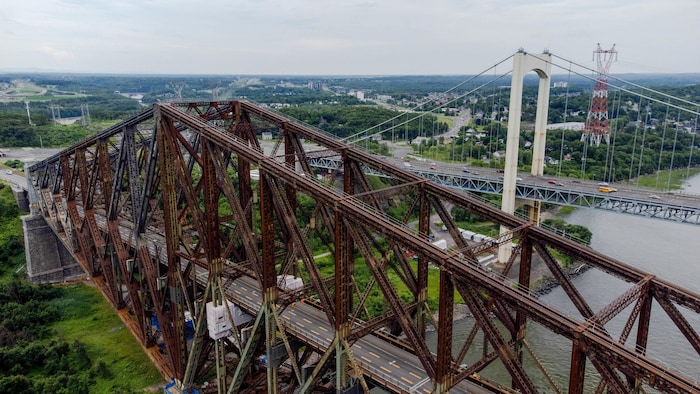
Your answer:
257,139 -> 700,220
82,206 -> 492,393
217,275 -> 494,394
4,145 -> 700,214
401,157 -> 700,206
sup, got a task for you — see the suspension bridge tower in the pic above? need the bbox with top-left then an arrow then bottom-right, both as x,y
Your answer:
498,49 -> 552,264
582,43 -> 617,145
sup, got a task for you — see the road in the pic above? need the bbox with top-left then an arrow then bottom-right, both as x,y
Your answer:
380,154 -> 700,208
224,275 -> 494,393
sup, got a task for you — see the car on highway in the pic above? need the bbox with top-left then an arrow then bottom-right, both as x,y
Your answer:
598,182 -> 609,186
429,166 -> 436,170
599,186 -> 618,193
5,169 -> 12,175
547,180 -> 557,185
461,168 -> 470,173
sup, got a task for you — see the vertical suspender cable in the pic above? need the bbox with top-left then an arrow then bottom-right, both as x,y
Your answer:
629,96 -> 643,182
655,101 -> 671,188
637,111 -> 649,181
666,109 -> 682,191
607,90 -> 623,183
581,67 -> 596,180
602,90 -> 613,181
558,63 -> 572,177
687,112 -> 699,183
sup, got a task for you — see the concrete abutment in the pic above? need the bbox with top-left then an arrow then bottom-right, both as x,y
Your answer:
22,213 -> 83,284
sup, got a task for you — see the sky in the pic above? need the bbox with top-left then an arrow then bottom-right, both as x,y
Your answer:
1,0 -> 697,76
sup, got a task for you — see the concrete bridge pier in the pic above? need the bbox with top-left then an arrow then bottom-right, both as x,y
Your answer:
11,185 -> 29,212
22,214 -> 83,284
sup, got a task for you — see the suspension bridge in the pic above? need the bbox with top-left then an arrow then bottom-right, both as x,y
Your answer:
16,50 -> 700,393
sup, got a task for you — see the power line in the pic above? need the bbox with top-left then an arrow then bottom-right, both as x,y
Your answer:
537,52 -> 700,116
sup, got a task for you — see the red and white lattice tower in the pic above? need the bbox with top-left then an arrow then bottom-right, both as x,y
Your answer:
582,43 -> 617,145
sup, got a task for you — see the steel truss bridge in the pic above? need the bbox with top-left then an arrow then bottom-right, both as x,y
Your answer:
307,157 -> 700,225
25,101 -> 700,393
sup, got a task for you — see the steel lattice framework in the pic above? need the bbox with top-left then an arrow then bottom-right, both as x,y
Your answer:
582,43 -> 618,146
25,101 -> 700,393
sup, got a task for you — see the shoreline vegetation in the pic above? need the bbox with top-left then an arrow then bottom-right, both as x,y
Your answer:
0,184 -> 162,393
627,167 -> 700,191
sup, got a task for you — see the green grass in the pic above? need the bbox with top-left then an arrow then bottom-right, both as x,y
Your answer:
49,283 -> 162,393
634,168 -> 700,190
436,114 -> 454,128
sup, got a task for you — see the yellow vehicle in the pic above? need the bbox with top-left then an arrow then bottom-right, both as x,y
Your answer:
598,186 -> 618,193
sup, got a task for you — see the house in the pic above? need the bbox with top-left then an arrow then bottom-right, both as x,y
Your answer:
544,156 -> 559,165
411,136 -> 430,146
492,151 -> 506,160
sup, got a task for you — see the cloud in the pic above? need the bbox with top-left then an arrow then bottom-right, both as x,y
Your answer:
1,0 -> 697,74
38,45 -> 74,60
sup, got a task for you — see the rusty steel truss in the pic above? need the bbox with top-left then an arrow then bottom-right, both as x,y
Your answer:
25,101 -> 700,393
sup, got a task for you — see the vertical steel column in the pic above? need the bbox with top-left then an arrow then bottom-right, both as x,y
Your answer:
335,153 -> 354,390
633,291 -> 653,392
76,149 -> 102,275
416,185 -> 430,337
568,339 -> 587,394
284,127 -> 299,277
234,102 -> 253,230
435,271 -> 454,392
96,140 -> 123,307
156,107 -> 187,380
123,125 -> 144,231
260,173 -> 279,394
513,233 -> 531,388
203,138 -> 227,392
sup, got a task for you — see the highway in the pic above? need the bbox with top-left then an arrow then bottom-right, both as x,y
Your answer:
0,171 -> 28,189
383,154 -> 700,207
307,153 -> 700,224
5,144 -> 700,224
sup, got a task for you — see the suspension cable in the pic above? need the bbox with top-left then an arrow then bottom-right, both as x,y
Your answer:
341,54 -> 515,144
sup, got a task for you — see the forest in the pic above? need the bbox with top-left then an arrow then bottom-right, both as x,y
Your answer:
2,73 -> 699,184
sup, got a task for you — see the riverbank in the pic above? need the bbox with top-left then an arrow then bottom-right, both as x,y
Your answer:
429,204 -> 591,327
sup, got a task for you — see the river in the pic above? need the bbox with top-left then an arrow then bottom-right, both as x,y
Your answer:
424,174 -> 700,391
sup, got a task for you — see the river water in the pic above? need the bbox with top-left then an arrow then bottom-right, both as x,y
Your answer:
424,174 -> 700,391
